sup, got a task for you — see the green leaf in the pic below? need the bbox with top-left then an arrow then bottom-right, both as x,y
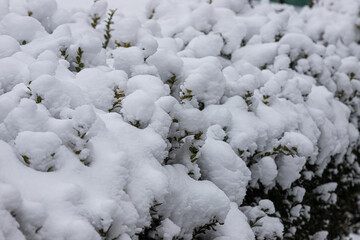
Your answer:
35,226 -> 42,234
189,146 -> 198,154
194,132 -> 203,140
22,155 -> 30,165
36,96 -> 42,103
182,94 -> 193,99
350,72 -> 355,79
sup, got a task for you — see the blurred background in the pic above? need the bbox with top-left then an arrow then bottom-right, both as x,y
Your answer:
270,0 -> 312,6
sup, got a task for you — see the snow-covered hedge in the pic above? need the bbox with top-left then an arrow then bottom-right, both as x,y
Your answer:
0,0 -> 359,239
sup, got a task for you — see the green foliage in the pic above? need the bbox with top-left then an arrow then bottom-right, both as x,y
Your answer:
187,131 -> 204,164
130,120 -> 141,128
167,75 -> 177,85
166,74 -> 178,96
91,15 -> 100,29
114,40 -> 131,48
137,201 -> 164,240
198,101 -> 205,110
60,47 -> 69,60
244,143 -> 360,240
98,223 -> 113,238
260,64 -> 268,70
263,144 -> 298,158
189,145 -> 199,163
290,152 -> 360,240
35,226 -> 42,234
36,95 -> 42,104
90,13 -> 101,28
275,33 -> 283,42
148,9 -> 156,19
249,215 -> 264,228
181,88 -> 194,103
193,216 -> 222,238
263,95 -> 270,105
22,155 -> 30,165
103,9 -> 117,49
109,87 -> 125,112
244,91 -> 253,108
70,124 -> 91,166
74,47 -> 84,72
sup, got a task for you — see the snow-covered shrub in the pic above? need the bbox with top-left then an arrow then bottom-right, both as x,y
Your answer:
0,0 -> 359,239
14,131 -> 61,172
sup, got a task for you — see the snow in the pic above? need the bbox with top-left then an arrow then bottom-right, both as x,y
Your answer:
0,36 -> 20,58
232,43 -> 279,68
212,203 -> 255,240
56,0 -> 148,17
0,0 -> 359,239
241,200 -> 284,240
121,89 -> 155,127
160,165 -> 230,239
311,231 -> 328,240
250,156 -> 278,188
157,218 -> 181,240
0,57 -> 29,93
182,60 -> 225,106
187,33 -> 224,58
199,139 -> 251,204
0,13 -> 46,43
349,234 -> 360,240
4,99 -> 49,138
89,0 -> 108,18
127,75 -> 169,100
14,131 -> 62,171
146,49 -> 183,81
276,156 -> 306,189
176,108 -> 208,134
280,132 -> 314,157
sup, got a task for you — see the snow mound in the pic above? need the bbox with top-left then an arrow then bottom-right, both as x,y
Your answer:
0,0 -> 359,239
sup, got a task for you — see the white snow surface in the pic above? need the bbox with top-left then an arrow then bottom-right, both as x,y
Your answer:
0,0 -> 359,239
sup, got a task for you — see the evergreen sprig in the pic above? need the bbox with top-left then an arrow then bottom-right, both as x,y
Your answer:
90,13 -> 101,28
102,9 -> 117,49
74,47 -> 84,72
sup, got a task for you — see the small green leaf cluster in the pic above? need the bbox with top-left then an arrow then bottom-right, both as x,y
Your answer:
74,47 -> 84,72
103,9 -> 117,49
192,216 -> 222,238
109,87 -> 125,113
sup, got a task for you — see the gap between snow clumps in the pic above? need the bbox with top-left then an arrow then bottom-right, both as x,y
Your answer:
0,0 -> 360,240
